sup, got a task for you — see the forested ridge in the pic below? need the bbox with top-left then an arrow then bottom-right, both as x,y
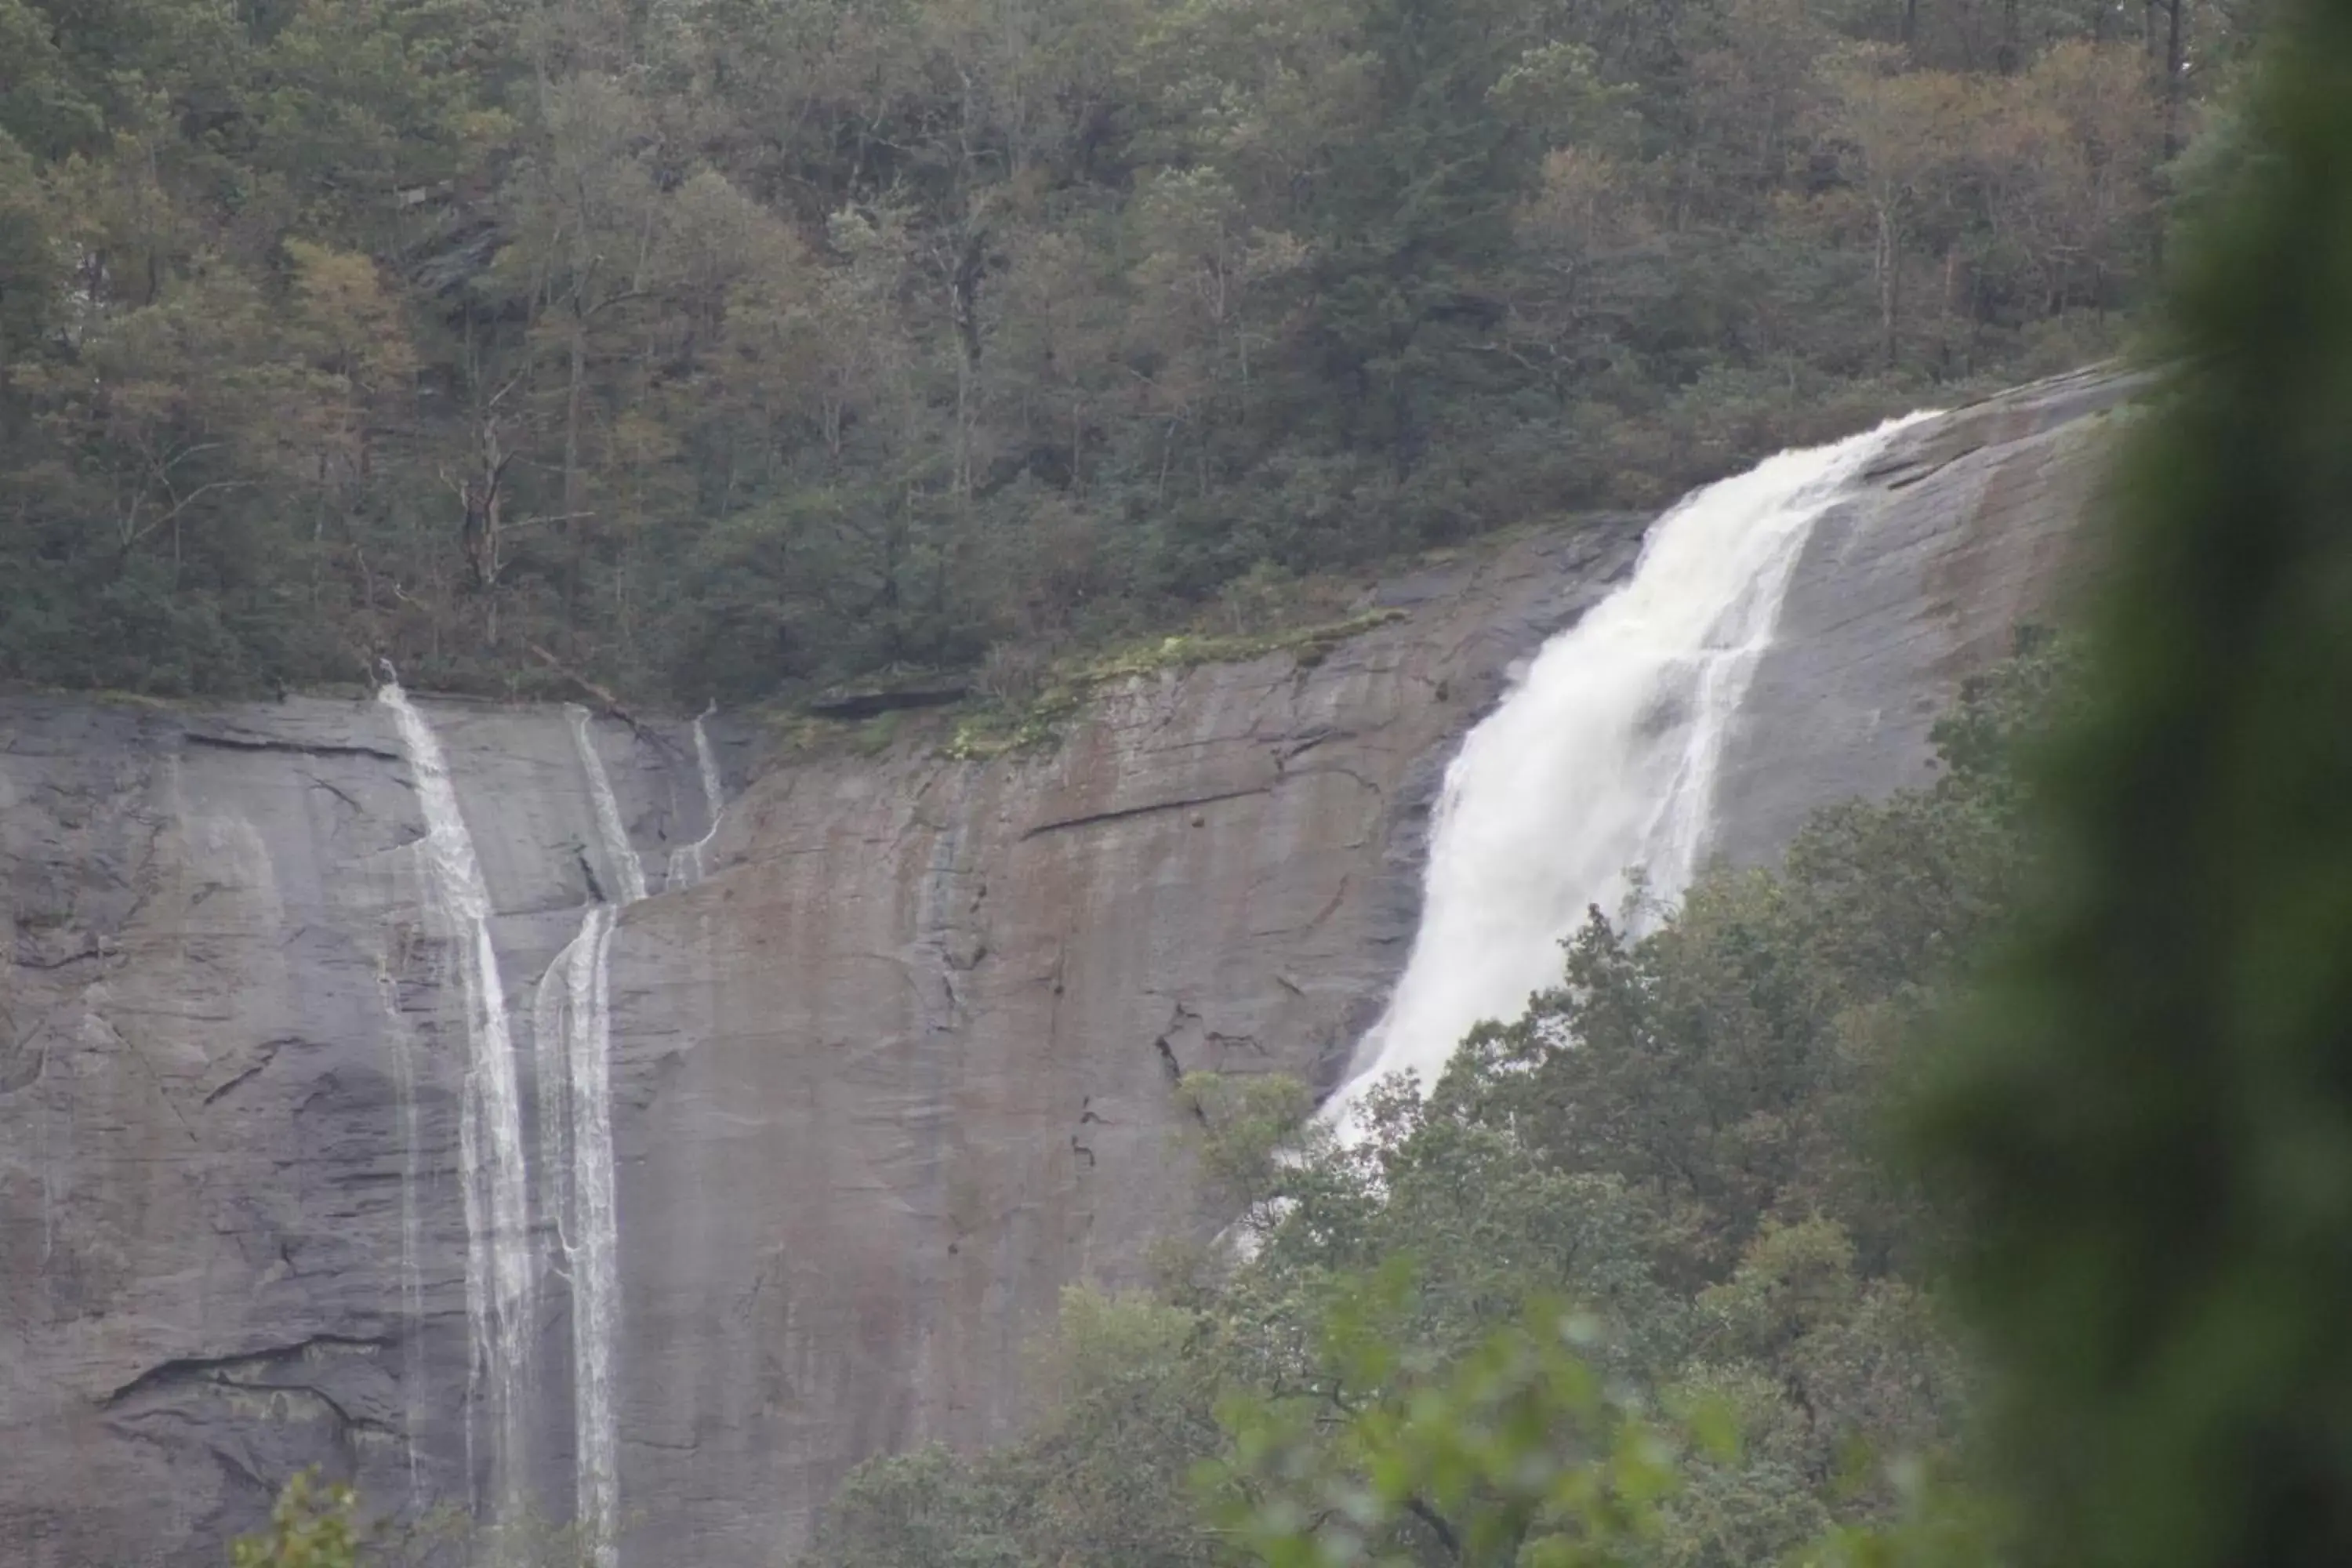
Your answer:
0,0 -> 2240,702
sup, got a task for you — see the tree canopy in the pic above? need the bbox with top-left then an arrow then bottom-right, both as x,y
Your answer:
0,0 -> 2235,702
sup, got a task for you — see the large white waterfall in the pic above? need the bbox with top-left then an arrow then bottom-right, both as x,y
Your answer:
379,681 -> 537,1515
1328,416 -> 1928,1127
540,707 -> 644,1568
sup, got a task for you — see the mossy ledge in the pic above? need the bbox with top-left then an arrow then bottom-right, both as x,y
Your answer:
941,608 -> 1408,763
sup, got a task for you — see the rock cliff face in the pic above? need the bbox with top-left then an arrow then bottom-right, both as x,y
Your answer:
0,696 -> 734,1563
1711,365 -> 2135,864
0,371 -> 2131,1567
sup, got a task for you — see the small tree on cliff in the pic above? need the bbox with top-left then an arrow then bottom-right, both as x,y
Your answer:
230,1472 -> 363,1568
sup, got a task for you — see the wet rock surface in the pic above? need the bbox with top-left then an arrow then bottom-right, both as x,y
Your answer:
1709,366 -> 2138,866
0,697 -> 730,1565
0,369 -> 2125,1566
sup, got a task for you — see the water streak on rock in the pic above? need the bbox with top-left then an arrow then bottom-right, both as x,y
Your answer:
379,681 -> 535,1515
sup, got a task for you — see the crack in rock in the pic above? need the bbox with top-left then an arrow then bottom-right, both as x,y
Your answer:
102,1334 -> 395,1408
183,733 -> 403,764
1023,785 -> 1269,840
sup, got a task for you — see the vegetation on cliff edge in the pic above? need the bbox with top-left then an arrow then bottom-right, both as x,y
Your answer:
0,0 -> 2240,705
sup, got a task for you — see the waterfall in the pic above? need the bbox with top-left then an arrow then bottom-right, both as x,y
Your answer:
664,710 -> 727,889
538,906 -> 624,1568
571,706 -> 648,904
1328,416 -> 1929,1127
566,909 -> 623,1568
379,681 -> 536,1515
531,949 -> 575,1281
376,956 -> 428,1511
542,708 -> 644,1568
695,713 -> 724,831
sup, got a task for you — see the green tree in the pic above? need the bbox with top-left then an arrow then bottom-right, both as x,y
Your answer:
1912,2 -> 2352,1566
1205,1277 -> 1684,1568
230,1471 -> 364,1568
801,1446 -> 1033,1568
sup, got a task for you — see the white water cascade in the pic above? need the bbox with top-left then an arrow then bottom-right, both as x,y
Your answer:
375,956 -> 430,1512
664,710 -> 727,889
1328,416 -> 1929,1128
537,707 -> 644,1568
379,681 -> 538,1515
536,907 -> 625,1568
572,706 -> 648,905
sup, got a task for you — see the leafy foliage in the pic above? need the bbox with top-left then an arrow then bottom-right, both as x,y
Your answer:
231,1472 -> 365,1568
0,0 -> 2235,702
1207,1279 -> 1684,1568
227,1468 -> 606,1568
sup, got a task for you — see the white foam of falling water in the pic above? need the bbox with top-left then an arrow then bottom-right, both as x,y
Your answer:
563,907 -> 622,1568
1326,415 -> 1931,1132
695,713 -> 724,829
664,710 -> 727,889
379,681 -> 535,1515
541,709 -> 644,1568
376,956 -> 428,1510
532,946 -> 574,1262
570,705 -> 648,904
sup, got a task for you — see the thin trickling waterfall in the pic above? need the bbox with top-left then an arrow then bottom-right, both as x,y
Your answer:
571,705 -> 648,905
379,681 -> 536,1515
376,956 -> 429,1512
1328,416 -> 1929,1128
538,906 -> 625,1568
694,713 -> 723,832
532,953 -> 576,1279
664,710 -> 727,889
543,709 -> 644,1568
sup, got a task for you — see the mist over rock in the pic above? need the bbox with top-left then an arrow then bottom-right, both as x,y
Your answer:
0,370 -> 2129,1567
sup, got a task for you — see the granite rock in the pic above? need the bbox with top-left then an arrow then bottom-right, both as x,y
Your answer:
0,369 -> 2131,1566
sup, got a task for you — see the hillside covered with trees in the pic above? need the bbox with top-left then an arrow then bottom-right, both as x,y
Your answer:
0,0 -> 2241,702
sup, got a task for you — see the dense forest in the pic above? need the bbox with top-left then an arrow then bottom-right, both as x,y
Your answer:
0,0 -> 2244,702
